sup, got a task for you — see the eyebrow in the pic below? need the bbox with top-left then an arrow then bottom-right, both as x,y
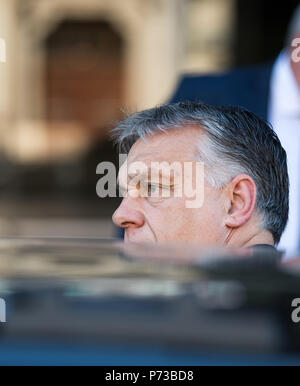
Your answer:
118,167 -> 176,188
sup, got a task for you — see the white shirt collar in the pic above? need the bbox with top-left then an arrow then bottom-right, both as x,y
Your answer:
270,50 -> 300,117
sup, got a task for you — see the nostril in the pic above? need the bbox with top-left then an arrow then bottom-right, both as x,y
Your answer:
121,221 -> 140,228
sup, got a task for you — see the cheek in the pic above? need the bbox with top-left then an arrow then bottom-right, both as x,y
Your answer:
172,189 -> 225,243
144,198 -> 185,241
154,199 -> 203,241
144,191 -> 226,244
198,190 -> 227,242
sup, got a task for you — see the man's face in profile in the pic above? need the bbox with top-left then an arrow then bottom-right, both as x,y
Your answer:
112,126 -> 228,245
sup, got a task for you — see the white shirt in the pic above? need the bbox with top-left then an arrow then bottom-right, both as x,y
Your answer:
269,50 -> 300,256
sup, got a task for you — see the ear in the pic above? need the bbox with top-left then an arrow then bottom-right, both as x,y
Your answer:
224,174 -> 257,228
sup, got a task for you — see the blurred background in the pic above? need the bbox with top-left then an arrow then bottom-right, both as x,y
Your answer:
0,0 -> 298,239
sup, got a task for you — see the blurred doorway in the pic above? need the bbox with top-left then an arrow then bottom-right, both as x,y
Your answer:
0,20 -> 125,237
45,19 -> 124,136
41,20 -> 124,217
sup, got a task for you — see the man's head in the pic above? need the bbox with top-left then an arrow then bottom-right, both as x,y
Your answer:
112,102 -> 289,247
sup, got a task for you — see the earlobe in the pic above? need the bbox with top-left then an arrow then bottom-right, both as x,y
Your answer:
224,174 -> 257,229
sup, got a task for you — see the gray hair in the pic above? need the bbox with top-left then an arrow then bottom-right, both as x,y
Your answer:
112,102 -> 289,245
286,3 -> 300,45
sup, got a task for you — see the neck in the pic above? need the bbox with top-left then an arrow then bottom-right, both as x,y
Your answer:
243,229 -> 274,247
225,227 -> 274,248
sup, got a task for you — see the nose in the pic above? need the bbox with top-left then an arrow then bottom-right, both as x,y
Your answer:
112,197 -> 145,229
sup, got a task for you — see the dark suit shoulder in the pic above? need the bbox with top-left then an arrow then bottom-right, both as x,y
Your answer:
170,62 -> 274,120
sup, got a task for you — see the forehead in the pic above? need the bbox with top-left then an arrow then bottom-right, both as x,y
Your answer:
127,126 -> 204,164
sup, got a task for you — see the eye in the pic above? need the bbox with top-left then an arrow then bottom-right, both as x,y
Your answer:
147,183 -> 158,196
